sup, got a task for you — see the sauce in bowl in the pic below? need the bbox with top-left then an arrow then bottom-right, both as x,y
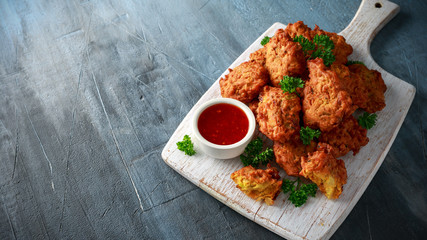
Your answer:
192,98 -> 255,159
198,103 -> 249,145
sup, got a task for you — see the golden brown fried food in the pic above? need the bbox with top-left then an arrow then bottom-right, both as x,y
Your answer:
257,86 -> 301,142
320,115 -> 369,157
264,29 -> 306,87
248,99 -> 259,118
331,63 -> 370,109
312,26 -> 353,65
285,21 -> 353,64
274,138 -> 317,177
348,63 -> 387,113
250,47 -> 266,66
303,58 -> 354,132
231,165 -> 282,205
300,143 -> 347,199
219,61 -> 269,103
284,21 -> 313,40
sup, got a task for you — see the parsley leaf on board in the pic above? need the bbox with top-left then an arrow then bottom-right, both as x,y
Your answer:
281,179 -> 296,194
281,178 -> 318,207
176,135 -> 196,156
279,76 -> 305,94
289,189 -> 308,207
240,137 -> 274,167
252,148 -> 274,166
300,183 -> 318,197
358,112 -> 377,129
300,126 -> 321,145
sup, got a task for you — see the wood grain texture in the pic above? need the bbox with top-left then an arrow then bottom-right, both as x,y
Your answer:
0,0 -> 426,239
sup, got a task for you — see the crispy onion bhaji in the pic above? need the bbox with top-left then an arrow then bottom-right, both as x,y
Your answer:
257,86 -> 301,143
300,143 -> 347,199
303,58 -> 354,132
264,29 -> 306,87
219,61 -> 269,103
331,63 -> 370,109
348,63 -> 387,113
248,99 -> 259,118
231,165 -> 282,205
221,23 -> 386,203
320,115 -> 369,158
250,47 -> 266,66
274,138 -> 317,177
312,25 -> 353,65
285,21 -> 313,41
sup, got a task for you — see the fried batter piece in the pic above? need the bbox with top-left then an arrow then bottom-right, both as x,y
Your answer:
303,58 -> 354,132
320,115 -> 369,157
300,143 -> 347,199
231,165 -> 282,205
331,63 -> 369,109
285,21 -> 353,65
348,63 -> 387,113
257,86 -> 301,143
274,138 -> 317,177
250,47 -> 266,66
264,29 -> 306,87
284,21 -> 313,40
219,61 -> 269,103
248,99 -> 259,118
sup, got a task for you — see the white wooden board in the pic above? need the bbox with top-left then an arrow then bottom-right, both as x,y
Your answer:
161,0 -> 415,239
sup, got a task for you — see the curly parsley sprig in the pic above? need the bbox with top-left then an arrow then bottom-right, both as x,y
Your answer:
358,112 -> 377,130
312,34 -> 334,50
177,135 -> 196,156
300,126 -> 321,145
240,137 -> 274,167
293,34 -> 336,66
293,35 -> 315,55
282,178 -> 318,207
312,34 -> 335,66
279,76 -> 304,95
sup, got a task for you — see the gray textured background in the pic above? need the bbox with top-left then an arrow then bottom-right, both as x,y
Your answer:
0,0 -> 426,239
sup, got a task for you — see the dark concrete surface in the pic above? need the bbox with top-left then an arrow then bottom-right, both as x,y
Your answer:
0,0 -> 426,239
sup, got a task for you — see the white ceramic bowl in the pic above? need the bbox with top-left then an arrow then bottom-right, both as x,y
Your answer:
192,98 -> 256,159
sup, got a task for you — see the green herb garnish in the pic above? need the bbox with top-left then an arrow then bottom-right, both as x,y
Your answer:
358,112 -> 377,129
261,36 -> 271,46
240,137 -> 274,167
300,126 -> 321,145
279,76 -> 305,94
177,135 -> 196,156
311,34 -> 335,66
293,34 -> 336,66
293,35 -> 315,55
282,178 -> 318,207
252,148 -> 274,166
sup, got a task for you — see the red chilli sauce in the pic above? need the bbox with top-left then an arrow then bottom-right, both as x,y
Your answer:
198,103 -> 249,145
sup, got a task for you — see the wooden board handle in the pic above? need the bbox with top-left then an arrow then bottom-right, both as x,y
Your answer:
340,0 -> 399,58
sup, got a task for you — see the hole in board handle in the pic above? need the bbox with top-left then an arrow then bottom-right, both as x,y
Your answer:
375,2 -> 382,8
